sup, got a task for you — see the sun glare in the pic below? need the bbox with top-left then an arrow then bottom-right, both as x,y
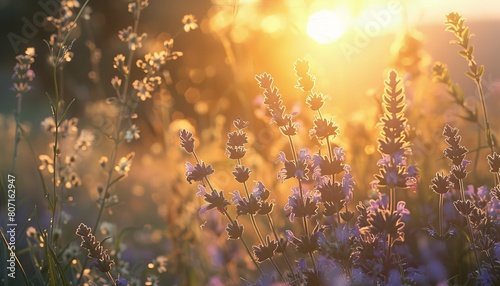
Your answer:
307,9 -> 349,44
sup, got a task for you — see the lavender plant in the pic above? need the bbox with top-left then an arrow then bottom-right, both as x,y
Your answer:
1,0 -> 197,285
75,0 -> 195,283
181,61 -> 420,285
424,14 -> 500,283
433,13 -> 499,177
10,48 -> 36,173
3,2 -> 500,286
444,13 -> 495,158
179,39 -> 499,283
76,223 -> 117,285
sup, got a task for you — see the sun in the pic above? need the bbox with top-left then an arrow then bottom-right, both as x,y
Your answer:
307,9 -> 349,44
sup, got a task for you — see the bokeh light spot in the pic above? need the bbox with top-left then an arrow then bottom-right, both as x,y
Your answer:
261,15 -> 283,34
307,9 -> 349,44
184,87 -> 201,104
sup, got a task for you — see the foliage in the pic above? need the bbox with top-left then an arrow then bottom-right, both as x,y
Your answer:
1,2 -> 499,286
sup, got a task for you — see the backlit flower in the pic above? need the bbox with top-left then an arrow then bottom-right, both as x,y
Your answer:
199,189 -> 230,215
41,117 -> 56,133
115,152 -> 135,176
179,129 -> 195,153
310,117 -> 339,141
226,220 -> 244,240
39,155 -> 54,173
253,235 -> 278,262
232,165 -> 251,183
75,129 -> 94,151
430,172 -> 451,195
132,79 -> 154,101
182,14 -> 198,32
487,152 -> 500,173
125,124 -> 140,142
185,161 -> 214,184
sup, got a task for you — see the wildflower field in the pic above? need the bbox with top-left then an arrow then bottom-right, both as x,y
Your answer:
1,0 -> 500,285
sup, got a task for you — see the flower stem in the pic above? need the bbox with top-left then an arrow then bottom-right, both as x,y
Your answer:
287,135 -> 316,272
250,215 -> 265,244
474,78 -> 495,155
309,252 -> 318,274
269,257 -> 285,282
49,64 -> 60,245
267,214 -> 295,275
474,79 -> 498,187
237,167 -> 266,244
11,95 -> 22,174
439,193 -> 444,251
121,0 -> 142,102
222,209 -> 264,276
193,152 -> 265,277
386,233 -> 393,268
458,179 -> 482,275
105,272 -> 116,286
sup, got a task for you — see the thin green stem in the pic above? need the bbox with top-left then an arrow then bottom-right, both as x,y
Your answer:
316,108 -> 334,165
105,272 -> 116,286
389,154 -> 397,215
474,78 -> 498,187
286,134 -> 316,272
240,236 -> 264,276
458,179 -> 482,275
267,214 -> 295,276
473,124 -> 481,176
326,137 -> 334,164
77,143 -> 119,285
309,252 -> 318,274
287,135 -> 299,163
235,156 -> 285,278
191,152 -> 264,277
269,257 -> 285,282
49,54 -> 60,246
221,208 -> 264,276
486,251 -> 495,270
92,144 -> 119,234
48,0 -> 90,248
11,95 -> 22,173
286,135 -> 306,230
250,215 -> 265,244
343,261 -> 353,282
298,180 -> 309,234
386,186 -> 396,273
266,214 -> 279,240
121,1 -> 142,102
390,187 -> 396,215
90,0 -> 140,238
474,79 -> 495,155
387,233 -> 393,266
54,0 -> 91,67
438,193 -> 443,237
439,193 -> 444,251
235,159 -> 266,244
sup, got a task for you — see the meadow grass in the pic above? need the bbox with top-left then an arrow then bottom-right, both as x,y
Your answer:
1,1 -> 499,285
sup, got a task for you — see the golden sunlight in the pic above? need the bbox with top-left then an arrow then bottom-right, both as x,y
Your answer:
306,9 -> 350,44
